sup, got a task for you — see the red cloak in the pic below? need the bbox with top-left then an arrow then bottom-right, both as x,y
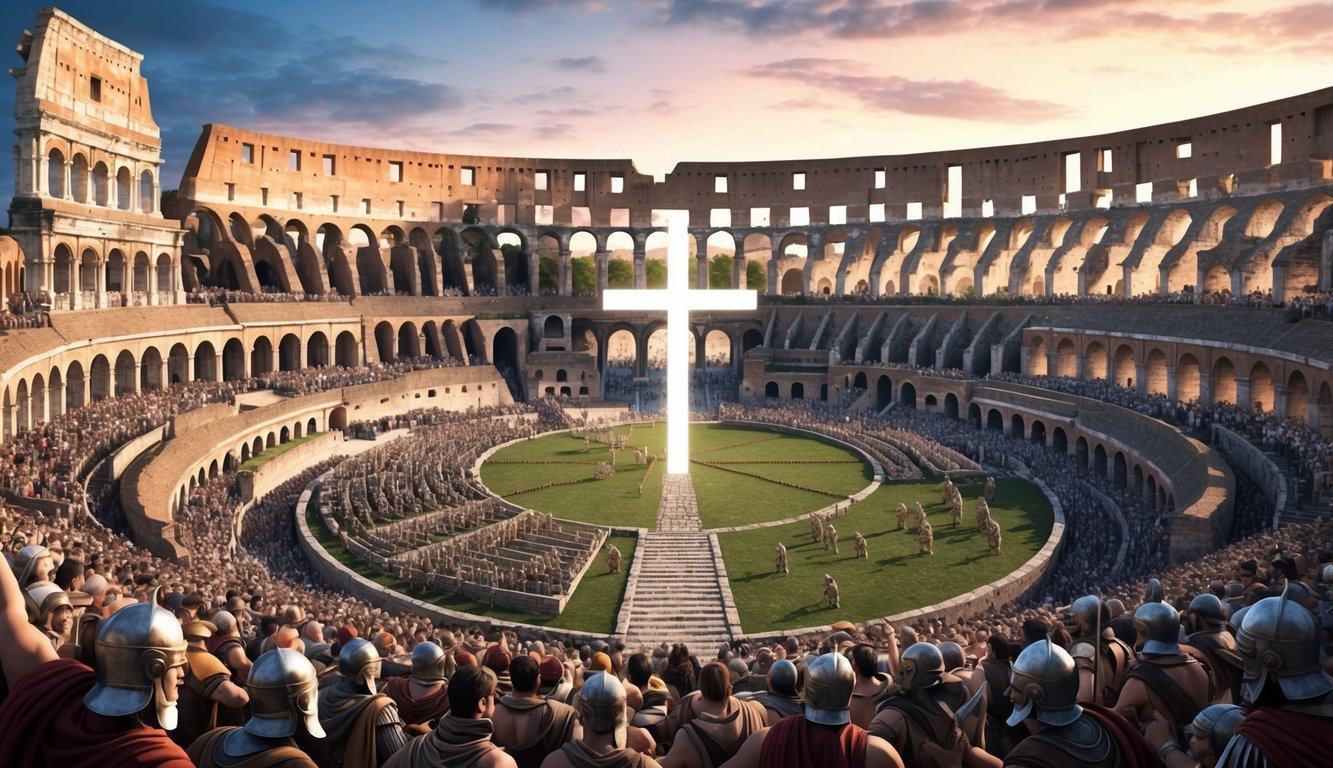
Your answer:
758,716 -> 869,768
0,657 -> 194,768
1234,707 -> 1333,768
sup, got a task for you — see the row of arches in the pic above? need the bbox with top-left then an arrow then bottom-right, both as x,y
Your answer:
44,146 -> 156,214
49,243 -> 176,309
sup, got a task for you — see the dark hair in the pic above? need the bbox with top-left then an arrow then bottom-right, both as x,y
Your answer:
509,654 -> 539,693
54,558 -> 84,590
259,616 -> 280,637
1020,619 -> 1050,648
448,666 -> 499,717
986,634 -> 1011,663
626,653 -> 653,688
699,661 -> 731,702
849,644 -> 878,678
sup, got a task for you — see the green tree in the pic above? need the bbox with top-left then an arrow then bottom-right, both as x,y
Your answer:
710,253 -> 734,288
746,259 -> 767,294
646,259 -> 667,289
538,255 -> 558,294
571,256 -> 596,295
607,259 -> 633,288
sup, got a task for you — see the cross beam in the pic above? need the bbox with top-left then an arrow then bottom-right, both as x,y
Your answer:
602,212 -> 756,474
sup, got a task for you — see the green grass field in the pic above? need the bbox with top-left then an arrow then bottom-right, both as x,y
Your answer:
306,493 -> 636,634
718,477 -> 1053,633
479,422 -> 873,529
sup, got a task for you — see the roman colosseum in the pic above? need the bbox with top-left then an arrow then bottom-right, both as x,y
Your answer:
1,8 -> 1328,650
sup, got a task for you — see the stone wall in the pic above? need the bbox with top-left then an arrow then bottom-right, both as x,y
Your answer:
1211,425 -> 1288,529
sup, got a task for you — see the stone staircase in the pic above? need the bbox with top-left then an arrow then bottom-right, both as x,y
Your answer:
622,531 -> 736,649
657,474 -> 701,531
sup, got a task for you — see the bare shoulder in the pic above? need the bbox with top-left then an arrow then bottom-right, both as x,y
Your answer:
866,733 -> 906,768
484,749 -> 519,768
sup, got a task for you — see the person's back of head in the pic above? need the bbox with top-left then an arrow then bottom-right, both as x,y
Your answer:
849,643 -> 878,679
699,661 -> 731,703
260,615 -> 280,638
448,665 -> 499,717
626,652 -> 653,689
1020,618 -> 1049,648
509,654 -> 540,694
986,634 -> 1010,664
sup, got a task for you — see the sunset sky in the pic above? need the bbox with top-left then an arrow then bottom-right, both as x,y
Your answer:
1,0 -> 1331,203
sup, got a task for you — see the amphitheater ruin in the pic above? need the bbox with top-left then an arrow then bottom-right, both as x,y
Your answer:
2,7 -> 1331,642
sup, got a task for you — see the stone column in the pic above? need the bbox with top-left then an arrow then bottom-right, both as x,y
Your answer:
95,256 -> 107,308
633,245 -> 646,290
594,250 -> 608,295
1272,387 -> 1287,419
31,385 -> 46,424
1134,361 -> 1146,394
1235,377 -> 1252,410
733,253 -> 745,289
37,149 -> 48,198
696,251 -> 708,290
63,161 -> 73,202
767,251 -> 779,297
1046,351 -> 1058,378
1019,346 -> 1029,376
558,249 -> 572,297
1197,371 -> 1212,406
1075,353 -> 1086,381
71,260 -> 82,310
1166,365 -> 1179,402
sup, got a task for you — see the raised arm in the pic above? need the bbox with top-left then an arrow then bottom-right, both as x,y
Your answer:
0,555 -> 59,687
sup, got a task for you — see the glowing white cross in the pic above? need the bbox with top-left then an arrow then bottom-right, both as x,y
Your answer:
602,211 -> 756,475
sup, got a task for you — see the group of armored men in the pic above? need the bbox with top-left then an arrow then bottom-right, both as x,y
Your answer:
5,532 -> 1333,768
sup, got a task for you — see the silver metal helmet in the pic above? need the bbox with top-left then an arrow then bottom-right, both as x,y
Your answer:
1133,601 -> 1181,655
26,580 -> 70,628
578,671 -> 629,748
410,641 -> 447,685
14,543 -> 54,586
803,652 -> 854,726
1188,594 -> 1227,627
1070,595 -> 1102,629
768,658 -> 799,696
337,637 -> 382,694
1236,593 -> 1333,704
898,642 -> 950,692
937,641 -> 965,671
245,648 -> 325,740
83,589 -> 188,730
1007,640 -> 1081,728
1185,704 -> 1245,757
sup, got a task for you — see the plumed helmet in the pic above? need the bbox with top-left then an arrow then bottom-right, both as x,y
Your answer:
898,642 -> 951,692
1235,592 -> 1333,704
1188,593 -> 1227,628
1070,595 -> 1103,629
14,543 -> 53,586
937,641 -> 965,672
26,580 -> 70,628
84,588 -> 188,729
338,637 -> 382,694
1186,704 -> 1246,757
410,641 -> 447,684
578,671 -> 628,748
1007,640 -> 1081,728
245,648 -> 325,739
768,658 -> 799,696
803,652 -> 854,726
1133,601 -> 1181,655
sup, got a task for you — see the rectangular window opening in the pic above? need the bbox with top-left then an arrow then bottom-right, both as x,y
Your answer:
869,203 -> 886,222
1135,182 -> 1153,204
1063,151 -> 1081,194
789,206 -> 810,226
243,143 -> 255,164
750,207 -> 771,227
260,187 -> 268,206
710,208 -> 732,228
574,172 -> 586,192
226,183 -> 235,202
1176,141 -> 1192,159
322,154 -> 335,175
292,192 -> 302,210
714,175 -> 728,194
535,204 -> 554,226
1270,122 -> 1283,165
944,165 -> 962,218
1098,147 -> 1113,173
981,199 -> 995,218
1187,178 -> 1198,198
461,166 -> 476,186
792,172 -> 806,191
432,202 -> 444,220
389,161 -> 403,183
288,150 -> 301,171
535,171 -> 549,191
571,206 -> 592,227
874,168 -> 886,189
906,202 -> 923,220
362,198 -> 371,215
828,205 -> 847,226
330,195 -> 339,213
1021,195 -> 1036,215
609,208 -> 630,227
611,174 -> 624,194
397,200 -> 405,217
89,76 -> 102,102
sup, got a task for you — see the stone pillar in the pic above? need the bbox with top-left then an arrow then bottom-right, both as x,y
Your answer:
1046,351 -> 1058,378
31,385 -> 46,424
1134,361 -> 1146,394
1308,398 -> 1321,430
37,150 -> 49,198
70,260 -> 82,310
1166,365 -> 1179,402
95,257 -> 107,308
63,161 -> 73,202
1075,353 -> 1086,381
108,170 -> 119,210
696,253 -> 708,289
633,245 -> 646,290
594,250 -> 608,295
767,254 -> 779,297
558,249 -> 572,297
1235,377 -> 1252,411
129,167 -> 140,213
1272,388 -> 1287,419
1020,346 -> 1029,376
1198,371 -> 1212,405
733,253 -> 745,289
155,357 -> 168,391
527,249 -> 540,294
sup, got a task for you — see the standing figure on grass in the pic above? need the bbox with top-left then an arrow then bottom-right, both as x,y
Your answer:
950,494 -> 963,527
913,502 -> 927,532
607,544 -> 622,574
823,574 -> 841,609
984,476 -> 996,502
940,478 -> 955,505
975,499 -> 991,532
918,519 -> 934,556
810,514 -> 824,544
826,525 -> 839,555
986,518 -> 1002,555
854,532 -> 868,560
895,502 -> 907,530
775,543 -> 788,574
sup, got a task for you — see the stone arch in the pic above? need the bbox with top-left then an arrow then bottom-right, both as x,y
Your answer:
139,169 -> 155,213
1093,443 -> 1108,478
944,392 -> 959,420
1288,370 -> 1309,422
1112,344 -> 1135,388
350,225 -> 387,294
493,327 -> 519,374
791,382 -> 805,399
967,402 -> 982,428
92,161 -> 110,206
1027,336 -> 1048,376
899,381 -> 917,408
1084,340 -> 1107,380
335,331 -> 359,367
1250,361 -> 1274,413
876,375 -> 893,410
986,409 -> 1004,432
48,366 -> 64,417
1030,419 -> 1046,445
1075,436 -> 1089,466
251,336 -> 274,376
780,268 -> 804,295
90,354 -> 111,401
279,333 -> 302,371
194,341 -> 218,381
1113,451 -> 1127,487
71,153 -> 89,204
1174,353 -> 1201,402
441,320 -> 465,362
765,381 -> 779,398
1010,413 -> 1025,438
1145,348 -> 1168,396
114,349 -> 137,396
307,332 -> 329,367
53,243 -> 74,296
398,321 -> 422,359
222,338 -> 245,381
115,166 -> 133,211
1055,338 -> 1077,377
105,249 -> 126,296
1052,427 -> 1068,454
47,147 -> 66,198
374,321 -> 395,363
1212,356 -> 1237,404
168,343 -> 189,385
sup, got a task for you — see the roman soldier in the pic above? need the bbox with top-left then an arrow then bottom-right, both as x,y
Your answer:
187,648 -> 324,768
1183,593 -> 1243,704
737,658 -> 805,726
492,655 -> 578,768
1115,600 -> 1212,738
383,641 -> 452,732
775,542 -> 789,574
1066,595 -> 1133,707
869,642 -> 987,767
542,671 -> 659,768
307,637 -> 408,767
173,620 -> 250,749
